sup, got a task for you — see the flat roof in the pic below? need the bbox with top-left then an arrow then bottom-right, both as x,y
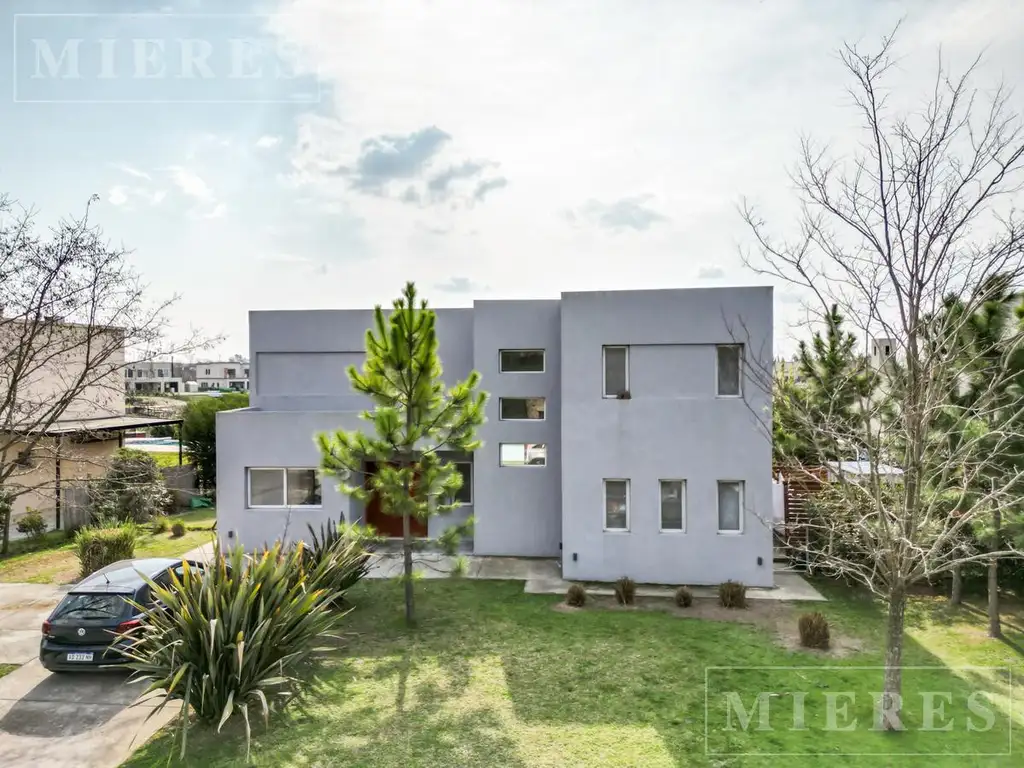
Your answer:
16,414 -> 182,436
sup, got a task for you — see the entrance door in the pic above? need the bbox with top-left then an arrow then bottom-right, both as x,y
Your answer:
363,462 -> 428,538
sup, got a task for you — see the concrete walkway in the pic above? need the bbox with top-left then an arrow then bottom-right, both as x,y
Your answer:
364,553 -> 826,601
0,582 -> 173,768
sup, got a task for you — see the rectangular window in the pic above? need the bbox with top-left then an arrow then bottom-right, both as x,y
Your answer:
604,479 -> 629,531
499,397 -> 546,420
449,462 -> 472,504
126,369 -> 133,378
499,443 -> 546,467
716,345 -> 742,397
499,349 -> 545,373
717,481 -> 744,533
204,368 -> 211,375
660,480 -> 685,531
247,468 -> 322,508
603,346 -> 629,397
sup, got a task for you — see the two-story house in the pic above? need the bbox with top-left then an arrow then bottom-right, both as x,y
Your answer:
193,362 -> 249,392
124,360 -> 185,394
216,287 -> 774,586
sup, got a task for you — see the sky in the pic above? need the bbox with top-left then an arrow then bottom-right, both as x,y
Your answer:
1,0 -> 1023,360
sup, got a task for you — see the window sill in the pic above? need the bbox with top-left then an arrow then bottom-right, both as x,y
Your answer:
716,530 -> 743,535
659,529 -> 686,534
715,394 -> 743,399
603,528 -> 631,534
247,505 -> 324,511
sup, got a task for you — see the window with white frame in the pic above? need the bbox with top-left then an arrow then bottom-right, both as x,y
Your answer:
247,468 -> 322,508
448,462 -> 472,504
499,349 -> 545,373
716,345 -> 742,397
604,479 -> 629,531
660,480 -> 685,531
603,346 -> 629,397
717,480 -> 744,532
499,397 -> 545,420
499,443 -> 546,467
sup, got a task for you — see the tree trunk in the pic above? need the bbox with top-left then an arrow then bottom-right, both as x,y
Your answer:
880,586 -> 907,731
950,564 -> 962,605
402,509 -> 414,626
988,506 -> 1001,638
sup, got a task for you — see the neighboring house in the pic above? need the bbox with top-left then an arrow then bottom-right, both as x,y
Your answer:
124,360 -> 185,394
1,321 -> 181,537
193,362 -> 249,391
216,287 -> 775,586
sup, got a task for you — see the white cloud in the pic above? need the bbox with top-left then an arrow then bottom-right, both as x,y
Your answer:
203,202 -> 227,219
255,135 -> 282,149
164,166 -> 215,203
115,164 -> 152,181
108,186 -> 129,206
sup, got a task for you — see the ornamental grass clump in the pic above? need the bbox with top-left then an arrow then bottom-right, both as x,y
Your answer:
123,542 -> 343,760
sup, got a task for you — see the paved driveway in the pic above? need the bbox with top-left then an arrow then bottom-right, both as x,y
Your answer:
0,583 -> 172,768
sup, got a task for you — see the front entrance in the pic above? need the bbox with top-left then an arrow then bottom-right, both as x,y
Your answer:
363,462 -> 428,538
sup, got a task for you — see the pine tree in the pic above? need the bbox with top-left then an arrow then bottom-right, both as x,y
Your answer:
317,282 -> 487,625
777,304 -> 877,464
940,278 -> 1024,635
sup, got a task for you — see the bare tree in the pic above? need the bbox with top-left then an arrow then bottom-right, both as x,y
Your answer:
0,193 -> 212,553
741,29 -> 1024,729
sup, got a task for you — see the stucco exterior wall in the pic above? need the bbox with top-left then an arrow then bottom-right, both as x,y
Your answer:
559,288 -> 774,586
471,300 -> 562,556
5,436 -> 120,536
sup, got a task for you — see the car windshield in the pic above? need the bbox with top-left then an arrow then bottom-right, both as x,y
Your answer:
52,593 -> 131,620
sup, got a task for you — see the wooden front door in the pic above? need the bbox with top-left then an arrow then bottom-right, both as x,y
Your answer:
363,462 -> 428,538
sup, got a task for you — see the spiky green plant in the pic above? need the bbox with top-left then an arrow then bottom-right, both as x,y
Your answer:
300,519 -> 375,603
798,611 -> 831,649
450,555 -> 469,578
674,585 -> 693,608
123,542 -> 343,761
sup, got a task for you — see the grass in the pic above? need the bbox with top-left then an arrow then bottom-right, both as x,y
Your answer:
0,664 -> 16,680
122,578 -> 1024,767
153,452 -> 190,469
0,508 -> 216,584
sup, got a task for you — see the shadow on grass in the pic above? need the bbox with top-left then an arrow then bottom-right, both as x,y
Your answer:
124,578 -> 1022,767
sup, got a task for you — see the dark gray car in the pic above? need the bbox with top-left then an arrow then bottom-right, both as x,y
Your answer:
39,557 -> 203,672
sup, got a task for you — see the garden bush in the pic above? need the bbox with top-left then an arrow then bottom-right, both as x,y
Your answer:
566,583 -> 587,607
170,521 -> 186,538
124,543 -> 341,761
150,515 -> 169,534
614,576 -> 637,605
92,449 -> 171,523
797,611 -> 831,649
76,523 -> 137,577
718,580 -> 747,609
15,508 -> 47,538
674,585 -> 693,608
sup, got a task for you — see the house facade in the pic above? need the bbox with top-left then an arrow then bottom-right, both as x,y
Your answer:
192,362 -> 249,391
216,287 -> 775,586
124,361 -> 185,394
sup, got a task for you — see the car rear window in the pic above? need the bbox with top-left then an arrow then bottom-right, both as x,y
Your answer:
52,593 -> 132,620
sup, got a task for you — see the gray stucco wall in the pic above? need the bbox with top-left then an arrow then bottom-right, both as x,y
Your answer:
471,300 -> 562,556
559,288 -> 774,586
216,408 -> 472,551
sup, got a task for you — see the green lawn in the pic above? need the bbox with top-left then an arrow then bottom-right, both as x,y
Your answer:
153,452 -> 190,469
0,508 -> 216,584
0,664 -> 16,680
122,578 -> 1023,767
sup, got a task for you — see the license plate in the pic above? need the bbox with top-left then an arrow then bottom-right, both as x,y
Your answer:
66,652 -> 93,662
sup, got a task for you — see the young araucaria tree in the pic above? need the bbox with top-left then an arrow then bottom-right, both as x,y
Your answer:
317,282 -> 487,625
742,28 -> 1024,729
